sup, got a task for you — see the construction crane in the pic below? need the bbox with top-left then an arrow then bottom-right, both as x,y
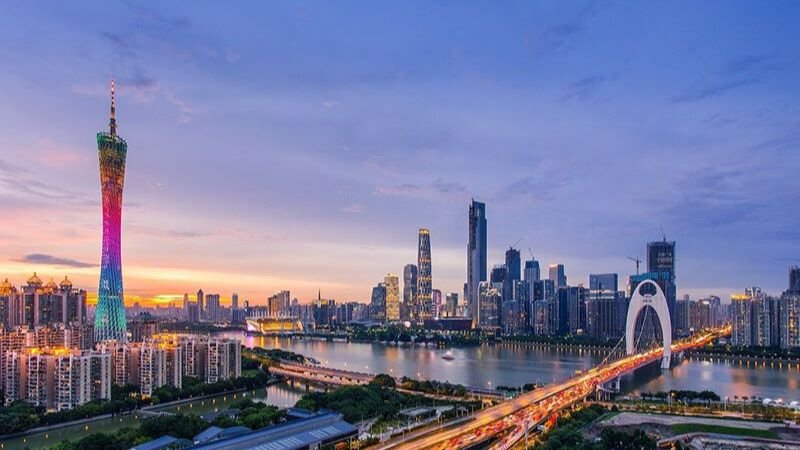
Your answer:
628,256 -> 642,275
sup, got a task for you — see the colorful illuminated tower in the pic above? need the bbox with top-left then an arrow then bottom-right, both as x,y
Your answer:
95,80 -> 128,342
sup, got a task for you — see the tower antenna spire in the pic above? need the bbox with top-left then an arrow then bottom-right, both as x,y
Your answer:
109,79 -> 117,136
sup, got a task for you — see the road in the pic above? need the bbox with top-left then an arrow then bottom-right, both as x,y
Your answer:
377,326 -> 731,450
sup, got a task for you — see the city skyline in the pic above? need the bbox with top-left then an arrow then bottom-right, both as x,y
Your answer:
2,2 -> 800,305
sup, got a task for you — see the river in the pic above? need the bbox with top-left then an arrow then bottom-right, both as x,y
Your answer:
230,333 -> 800,402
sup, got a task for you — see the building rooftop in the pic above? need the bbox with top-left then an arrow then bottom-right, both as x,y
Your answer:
130,435 -> 191,450
194,424 -> 251,443
192,410 -> 357,450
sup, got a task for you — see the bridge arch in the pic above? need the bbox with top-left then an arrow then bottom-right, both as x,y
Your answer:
625,279 -> 672,369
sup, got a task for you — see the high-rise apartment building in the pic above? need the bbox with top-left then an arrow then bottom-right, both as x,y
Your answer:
384,274 -> 400,322
268,291 -> 291,318
4,275 -> 87,328
417,228 -> 433,320
95,81 -> 128,343
205,294 -> 221,322
206,337 -> 241,384
782,293 -> 800,349
731,289 -> 754,346
467,200 -> 487,323
139,340 -> 183,397
3,348 -> 111,411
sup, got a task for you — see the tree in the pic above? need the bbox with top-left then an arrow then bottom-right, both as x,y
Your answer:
370,373 -> 397,389
600,428 -> 656,450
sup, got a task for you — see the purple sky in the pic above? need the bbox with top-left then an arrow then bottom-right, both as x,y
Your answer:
1,1 -> 799,305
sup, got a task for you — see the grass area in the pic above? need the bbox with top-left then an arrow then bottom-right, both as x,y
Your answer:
242,369 -> 262,377
597,411 -> 621,422
671,423 -> 778,439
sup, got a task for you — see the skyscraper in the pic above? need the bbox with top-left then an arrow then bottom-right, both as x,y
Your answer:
549,264 -> 566,288
95,81 -> 128,343
789,266 -> 800,295
417,228 -> 433,320
384,273 -> 400,322
370,283 -> 387,322
403,264 -> 418,320
467,200 -> 487,324
197,289 -> 204,319
524,259 -> 540,283
505,247 -> 521,282
586,273 -> 626,340
647,238 -> 677,335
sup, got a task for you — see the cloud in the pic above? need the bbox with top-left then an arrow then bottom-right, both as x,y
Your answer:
374,178 -> 470,202
750,130 -> 800,153
673,54 -> 774,103
340,203 -> 364,214
127,225 -> 213,239
539,24 -> 582,54
126,224 -> 272,241
14,254 -> 97,268
492,172 -> 572,205
0,158 -> 94,206
718,55 -> 772,76
672,77 -> 760,103
165,91 -> 194,123
225,49 -> 241,64
535,0 -> 609,55
656,164 -> 781,230
561,75 -> 606,101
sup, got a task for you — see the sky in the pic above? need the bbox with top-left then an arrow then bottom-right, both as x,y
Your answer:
1,1 -> 799,306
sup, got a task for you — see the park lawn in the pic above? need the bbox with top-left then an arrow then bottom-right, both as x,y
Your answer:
671,423 -> 778,439
242,369 -> 262,377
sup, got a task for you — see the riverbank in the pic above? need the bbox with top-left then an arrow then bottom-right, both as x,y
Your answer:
685,348 -> 800,365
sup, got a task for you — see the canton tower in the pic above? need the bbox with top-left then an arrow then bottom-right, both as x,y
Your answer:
95,80 -> 128,342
